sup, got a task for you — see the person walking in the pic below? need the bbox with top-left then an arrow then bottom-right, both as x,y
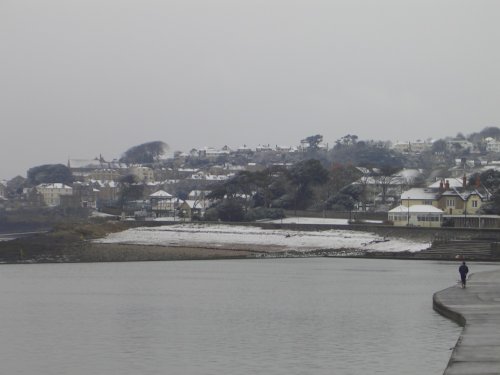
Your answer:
459,261 -> 469,288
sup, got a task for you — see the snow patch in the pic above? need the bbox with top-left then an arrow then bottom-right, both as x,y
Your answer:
94,224 -> 429,253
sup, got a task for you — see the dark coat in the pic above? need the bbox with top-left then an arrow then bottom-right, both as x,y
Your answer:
459,264 -> 469,276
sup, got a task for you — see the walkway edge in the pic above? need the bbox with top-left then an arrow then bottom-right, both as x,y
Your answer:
433,288 -> 466,327
432,270 -> 500,375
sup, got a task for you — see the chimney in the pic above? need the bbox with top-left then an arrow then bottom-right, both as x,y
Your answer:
439,180 -> 444,193
462,174 -> 467,188
445,180 -> 450,190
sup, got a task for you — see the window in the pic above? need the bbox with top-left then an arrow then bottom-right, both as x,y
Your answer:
417,215 -> 439,222
423,200 -> 433,205
472,200 -> 478,208
390,214 -> 407,222
446,199 -> 455,207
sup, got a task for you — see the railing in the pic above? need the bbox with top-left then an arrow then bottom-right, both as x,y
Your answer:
432,233 -> 500,245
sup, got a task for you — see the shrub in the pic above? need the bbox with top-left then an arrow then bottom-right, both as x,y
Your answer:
244,207 -> 285,221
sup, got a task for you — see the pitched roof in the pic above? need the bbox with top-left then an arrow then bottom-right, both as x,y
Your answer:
389,205 -> 443,214
401,188 -> 437,200
36,183 -> 72,189
428,178 -> 465,189
440,187 -> 487,201
150,190 -> 172,198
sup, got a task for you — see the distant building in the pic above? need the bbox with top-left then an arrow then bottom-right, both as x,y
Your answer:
128,166 -> 155,183
255,144 -> 273,152
71,182 -> 98,209
397,175 -> 492,227
392,140 -> 431,154
36,183 -> 73,206
484,137 -> 500,153
187,190 -> 212,216
198,147 -> 231,161
150,190 -> 174,217
90,180 -> 120,207
446,139 -> 474,152
236,145 -> 254,154
68,157 -> 126,181
87,169 -> 123,182
0,180 -> 7,198
400,188 -> 438,207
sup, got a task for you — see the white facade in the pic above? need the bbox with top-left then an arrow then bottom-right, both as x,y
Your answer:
36,183 -> 73,206
388,205 -> 443,227
392,141 -> 431,154
129,166 -> 155,183
485,137 -> 500,153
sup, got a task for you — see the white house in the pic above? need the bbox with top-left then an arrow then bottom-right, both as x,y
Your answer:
485,137 -> 500,153
392,141 -> 431,154
36,183 -> 73,206
388,205 -> 443,227
129,166 -> 155,183
400,188 -> 439,207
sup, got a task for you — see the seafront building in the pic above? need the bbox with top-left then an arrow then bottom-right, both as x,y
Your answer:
388,205 -> 443,227
392,175 -> 497,228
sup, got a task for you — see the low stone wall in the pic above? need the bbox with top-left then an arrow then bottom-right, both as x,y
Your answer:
283,210 -> 386,221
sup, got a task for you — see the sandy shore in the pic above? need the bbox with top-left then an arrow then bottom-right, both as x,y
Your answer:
75,242 -> 288,262
0,221 -> 435,263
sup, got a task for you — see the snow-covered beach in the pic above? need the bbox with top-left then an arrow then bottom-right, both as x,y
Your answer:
94,222 -> 430,254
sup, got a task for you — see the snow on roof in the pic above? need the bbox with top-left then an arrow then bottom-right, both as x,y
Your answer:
188,190 -> 211,196
178,168 -> 199,172
356,167 -> 370,175
428,178 -> 465,189
150,190 -> 172,198
396,169 -> 422,179
389,205 -> 443,214
37,183 -> 72,189
401,188 -> 437,200
182,200 -> 202,209
206,175 -> 229,180
68,158 -> 102,169
441,187 -> 487,201
91,180 -> 118,188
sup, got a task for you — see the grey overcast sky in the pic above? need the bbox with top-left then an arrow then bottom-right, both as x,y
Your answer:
1,0 -> 500,179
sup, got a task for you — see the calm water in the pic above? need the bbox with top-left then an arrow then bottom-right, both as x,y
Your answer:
0,258 -> 498,375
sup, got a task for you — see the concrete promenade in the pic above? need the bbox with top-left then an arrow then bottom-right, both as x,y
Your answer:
433,269 -> 500,375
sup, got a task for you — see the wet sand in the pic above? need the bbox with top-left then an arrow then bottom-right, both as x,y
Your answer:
76,242 -> 288,262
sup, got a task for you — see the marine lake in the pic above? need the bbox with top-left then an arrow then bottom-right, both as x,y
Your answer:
1,258 -> 498,375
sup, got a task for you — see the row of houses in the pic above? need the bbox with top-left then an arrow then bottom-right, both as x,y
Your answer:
392,137 -> 500,156
15,181 -> 211,219
388,176 -> 496,228
68,158 -> 235,183
130,190 -> 213,220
